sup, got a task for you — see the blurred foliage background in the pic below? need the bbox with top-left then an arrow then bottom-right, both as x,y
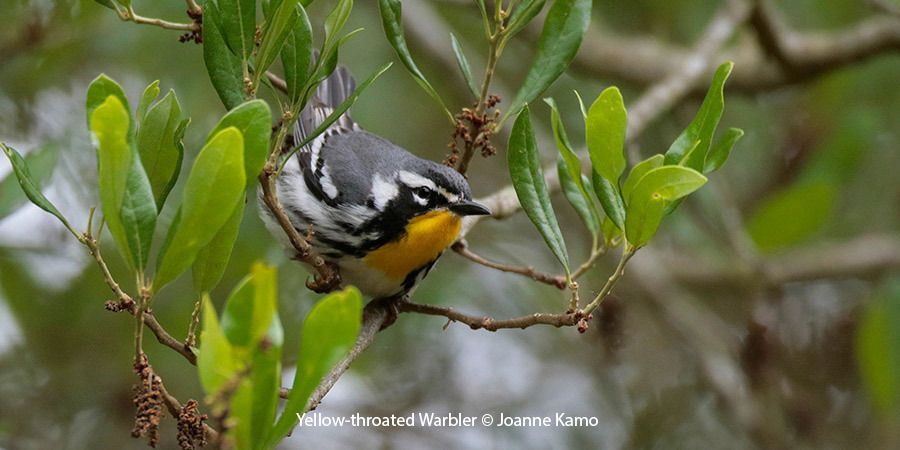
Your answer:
1,0 -> 899,448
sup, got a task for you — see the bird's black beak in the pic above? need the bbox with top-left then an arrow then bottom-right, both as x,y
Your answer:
450,199 -> 492,216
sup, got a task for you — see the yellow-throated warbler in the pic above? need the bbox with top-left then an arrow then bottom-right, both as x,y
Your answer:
260,67 -> 491,299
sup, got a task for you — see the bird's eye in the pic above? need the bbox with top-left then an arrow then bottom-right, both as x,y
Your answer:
413,186 -> 432,198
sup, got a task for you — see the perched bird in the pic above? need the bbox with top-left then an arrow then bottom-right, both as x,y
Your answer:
260,67 -> 491,299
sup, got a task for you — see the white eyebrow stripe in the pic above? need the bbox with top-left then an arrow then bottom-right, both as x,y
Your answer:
397,170 -> 437,190
437,187 -> 459,203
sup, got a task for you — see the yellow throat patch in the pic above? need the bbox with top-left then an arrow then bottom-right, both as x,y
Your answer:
363,209 -> 462,281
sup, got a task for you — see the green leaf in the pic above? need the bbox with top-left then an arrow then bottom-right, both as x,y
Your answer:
138,90 -> 184,211
378,0 -> 453,123
203,3 -> 246,109
0,144 -> 58,220
86,74 -> 132,138
558,160 -> 600,238
601,216 -> 622,247
0,143 -> 74,234
507,106 -> 569,272
504,0 -> 591,121
573,89 -> 587,119
218,0 -> 257,60
591,169 -> 625,231
450,33 -> 479,98
281,4 -> 314,105
504,0 -> 547,41
545,97 -> 600,238
858,279 -> 900,413
665,61 -> 733,171
215,263 -> 282,450
192,198 -> 245,293
198,294 -> 240,396
90,95 -> 157,270
120,160 -> 159,271
266,287 -> 362,447
704,127 -> 744,173
323,0 -> 353,50
624,166 -> 707,247
257,0 -> 301,80
289,63 -> 393,157
115,0 -> 131,7
136,80 -> 160,123
93,0 -> 116,10
221,262 -> 278,349
586,86 -> 627,187
248,315 -> 283,449
154,127 -> 247,291
208,100 -> 272,184
622,154 -> 664,202
747,182 -> 834,253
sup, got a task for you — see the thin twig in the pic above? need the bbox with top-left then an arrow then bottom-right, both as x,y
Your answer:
143,309 -> 197,365
460,0 -> 754,238
399,301 -> 580,331
582,245 -> 636,314
451,241 -> 567,289
570,245 -> 608,280
570,1 -> 900,94
185,0 -> 203,16
158,378 -> 219,442
266,71 -> 288,94
303,300 -> 391,411
455,0 -> 507,175
400,245 -> 636,331
259,169 -> 342,293
117,6 -> 199,32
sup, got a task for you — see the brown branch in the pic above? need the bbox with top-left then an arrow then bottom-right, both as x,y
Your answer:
115,6 -> 199,32
303,300 -> 390,411
185,0 -> 203,16
258,167 -> 341,293
626,0 -> 753,140
158,378 -> 219,443
399,300 -> 581,331
571,1 -> 900,94
401,246 -> 636,331
461,0 -> 754,238
663,233 -> 900,288
451,241 -> 567,289
82,234 -> 199,364
266,71 -> 288,94
750,0 -> 900,81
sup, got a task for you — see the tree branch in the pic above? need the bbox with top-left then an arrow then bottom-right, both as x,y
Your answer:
303,300 -> 390,411
158,378 -> 219,443
663,233 -> 900,288
116,6 -> 199,32
82,233 -> 198,364
258,167 -> 342,293
571,1 -> 900,94
462,0 -> 754,238
266,71 -> 288,94
451,241 -> 567,289
749,0 -> 900,81
399,300 -> 581,331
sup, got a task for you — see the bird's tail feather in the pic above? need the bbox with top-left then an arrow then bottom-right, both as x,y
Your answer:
295,65 -> 358,152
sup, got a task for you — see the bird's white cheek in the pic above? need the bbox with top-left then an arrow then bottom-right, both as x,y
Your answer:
371,174 -> 399,210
